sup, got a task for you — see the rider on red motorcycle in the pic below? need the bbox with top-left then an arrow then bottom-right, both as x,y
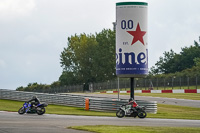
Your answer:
128,98 -> 138,111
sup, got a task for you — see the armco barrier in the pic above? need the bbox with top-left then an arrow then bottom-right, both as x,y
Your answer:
0,89 -> 157,114
0,89 -> 85,107
88,98 -> 157,113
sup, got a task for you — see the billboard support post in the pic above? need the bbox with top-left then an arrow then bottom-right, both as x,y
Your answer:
130,77 -> 135,100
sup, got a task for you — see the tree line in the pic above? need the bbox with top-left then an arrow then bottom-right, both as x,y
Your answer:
17,29 -> 116,91
16,29 -> 200,91
149,37 -> 200,78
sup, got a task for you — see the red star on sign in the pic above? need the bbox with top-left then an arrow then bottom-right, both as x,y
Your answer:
127,23 -> 146,45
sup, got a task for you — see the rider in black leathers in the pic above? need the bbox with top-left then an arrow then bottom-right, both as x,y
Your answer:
27,96 -> 40,109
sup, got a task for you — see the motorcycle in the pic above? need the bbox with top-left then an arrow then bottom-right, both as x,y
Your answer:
18,102 -> 48,115
116,104 -> 147,118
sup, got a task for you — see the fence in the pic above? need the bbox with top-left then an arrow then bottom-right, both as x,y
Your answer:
14,76 -> 200,94
91,76 -> 200,92
0,89 -> 157,114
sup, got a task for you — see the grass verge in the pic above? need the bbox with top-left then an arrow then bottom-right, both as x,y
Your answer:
135,93 -> 200,100
46,104 -> 115,116
69,125 -> 200,133
111,93 -> 200,100
148,104 -> 200,120
0,99 -> 115,116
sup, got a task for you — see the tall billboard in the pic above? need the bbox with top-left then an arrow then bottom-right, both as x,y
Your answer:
116,2 -> 148,78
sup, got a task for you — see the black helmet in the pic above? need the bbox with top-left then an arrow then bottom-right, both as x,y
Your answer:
129,98 -> 134,102
32,96 -> 37,99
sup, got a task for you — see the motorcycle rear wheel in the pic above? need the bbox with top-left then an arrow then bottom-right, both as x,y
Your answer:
36,107 -> 45,115
137,110 -> 147,118
18,107 -> 25,114
116,109 -> 125,118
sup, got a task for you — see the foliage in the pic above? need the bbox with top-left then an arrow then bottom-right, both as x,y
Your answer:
16,82 -> 51,92
16,29 -> 116,91
148,56 -> 200,80
150,38 -> 200,74
59,29 -> 116,90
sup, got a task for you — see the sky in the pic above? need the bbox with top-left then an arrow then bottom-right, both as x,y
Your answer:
0,0 -> 200,90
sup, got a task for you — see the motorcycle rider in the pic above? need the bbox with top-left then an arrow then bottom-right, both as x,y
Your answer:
128,98 -> 138,112
27,96 -> 40,109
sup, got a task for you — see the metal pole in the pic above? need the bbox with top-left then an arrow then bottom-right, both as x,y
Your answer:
125,80 -> 126,90
130,77 -> 135,100
196,76 -> 198,89
157,78 -> 158,90
118,77 -> 120,101
164,78 -> 165,90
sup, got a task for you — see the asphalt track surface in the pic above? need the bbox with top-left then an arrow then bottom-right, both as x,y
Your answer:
1,111 -> 200,133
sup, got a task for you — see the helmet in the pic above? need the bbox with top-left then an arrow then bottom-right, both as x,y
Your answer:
129,98 -> 134,102
32,96 -> 37,99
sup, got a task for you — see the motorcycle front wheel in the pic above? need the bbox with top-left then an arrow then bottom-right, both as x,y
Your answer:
36,107 -> 45,115
18,107 -> 25,114
137,110 -> 147,118
116,109 -> 125,118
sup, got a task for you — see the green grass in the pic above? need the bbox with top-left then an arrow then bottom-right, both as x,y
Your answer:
148,104 -> 200,120
69,125 -> 200,133
135,93 -> 200,100
108,93 -> 200,100
0,99 -> 23,112
46,104 -> 115,116
0,99 -> 115,116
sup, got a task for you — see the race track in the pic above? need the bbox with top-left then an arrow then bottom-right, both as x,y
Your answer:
0,111 -> 200,133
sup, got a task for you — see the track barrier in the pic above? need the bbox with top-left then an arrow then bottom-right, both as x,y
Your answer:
100,89 -> 200,94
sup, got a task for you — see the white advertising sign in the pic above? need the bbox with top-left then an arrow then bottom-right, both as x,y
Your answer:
116,2 -> 148,77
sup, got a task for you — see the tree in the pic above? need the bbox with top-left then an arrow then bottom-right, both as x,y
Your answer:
17,29 -> 116,92
59,29 -> 116,90
92,29 -> 116,81
151,49 -> 176,74
60,33 -> 97,87
150,37 -> 200,74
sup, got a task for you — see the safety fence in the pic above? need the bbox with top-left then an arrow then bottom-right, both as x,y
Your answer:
14,76 -> 200,94
87,98 -> 157,113
0,89 -> 157,114
90,76 -> 200,92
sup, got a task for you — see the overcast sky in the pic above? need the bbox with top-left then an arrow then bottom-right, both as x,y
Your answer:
0,0 -> 200,90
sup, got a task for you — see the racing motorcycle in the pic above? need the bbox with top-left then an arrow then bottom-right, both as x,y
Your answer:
116,104 -> 147,118
18,102 -> 48,115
